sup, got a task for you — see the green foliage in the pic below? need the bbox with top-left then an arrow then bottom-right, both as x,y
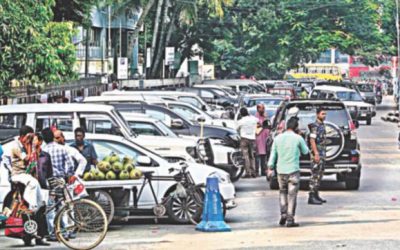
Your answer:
0,0 -> 77,96
171,0 -> 393,79
52,0 -> 98,27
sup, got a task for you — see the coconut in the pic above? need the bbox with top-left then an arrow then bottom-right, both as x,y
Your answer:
129,169 -> 142,180
95,171 -> 105,180
102,155 -> 112,163
122,156 -> 134,165
109,153 -> 120,164
119,170 -> 130,180
105,171 -> 117,180
123,163 -> 135,172
112,162 -> 124,173
83,172 -> 93,181
97,161 -> 111,173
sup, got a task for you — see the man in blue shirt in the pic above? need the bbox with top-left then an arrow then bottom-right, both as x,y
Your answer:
71,127 -> 98,173
268,117 -> 309,227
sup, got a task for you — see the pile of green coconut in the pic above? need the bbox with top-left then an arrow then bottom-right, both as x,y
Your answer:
83,153 -> 142,181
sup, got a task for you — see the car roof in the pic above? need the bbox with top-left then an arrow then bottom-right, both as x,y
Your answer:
203,79 -> 259,85
101,90 -> 200,97
84,95 -> 161,103
193,84 -> 234,89
313,85 -> 356,92
284,99 -> 345,106
121,113 -> 156,122
243,94 -> 277,99
0,103 -> 115,113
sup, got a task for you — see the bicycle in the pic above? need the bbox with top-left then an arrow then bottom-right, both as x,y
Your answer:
2,158 -> 108,250
46,177 -> 108,250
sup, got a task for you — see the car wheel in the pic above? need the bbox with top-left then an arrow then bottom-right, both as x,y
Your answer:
230,166 -> 244,182
345,170 -> 361,190
269,177 -> 279,190
366,118 -> 372,125
167,189 -> 204,224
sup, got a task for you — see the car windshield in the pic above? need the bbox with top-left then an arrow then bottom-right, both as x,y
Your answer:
286,106 -> 349,130
270,89 -> 291,96
246,98 -> 282,107
358,84 -> 374,92
336,91 -> 363,101
155,120 -> 178,137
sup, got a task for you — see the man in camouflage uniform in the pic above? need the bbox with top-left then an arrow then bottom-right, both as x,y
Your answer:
308,108 -> 327,205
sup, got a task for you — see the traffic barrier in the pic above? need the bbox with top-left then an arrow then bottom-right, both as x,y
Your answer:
196,177 -> 231,232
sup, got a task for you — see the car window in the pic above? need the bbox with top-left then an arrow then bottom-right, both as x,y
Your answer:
200,90 -> 215,99
213,89 -> 228,96
0,114 -> 26,142
247,98 -> 282,107
285,106 -> 349,130
178,97 -> 202,108
35,113 -> 73,132
155,121 -> 178,137
358,84 -> 374,92
336,91 -> 363,101
145,109 -> 172,126
92,140 -> 144,165
79,113 -> 123,136
128,122 -> 163,136
310,90 -> 320,99
169,104 -> 200,121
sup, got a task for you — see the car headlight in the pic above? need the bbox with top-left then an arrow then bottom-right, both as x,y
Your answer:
186,146 -> 198,159
209,172 -> 231,184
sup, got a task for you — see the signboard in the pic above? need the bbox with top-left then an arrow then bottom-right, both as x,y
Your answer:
117,57 -> 129,79
165,47 -> 175,66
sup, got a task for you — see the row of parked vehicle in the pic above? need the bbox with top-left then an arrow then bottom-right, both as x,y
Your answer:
0,79 -> 375,223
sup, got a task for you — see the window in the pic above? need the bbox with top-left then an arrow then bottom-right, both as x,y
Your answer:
0,114 -> 26,141
145,110 -> 172,126
310,90 -> 320,99
336,91 -> 363,101
78,113 -> 123,136
129,122 -> 163,136
169,104 -> 200,121
212,89 -> 227,96
179,97 -> 202,108
200,90 -> 215,99
92,140 -> 144,165
35,113 -> 73,132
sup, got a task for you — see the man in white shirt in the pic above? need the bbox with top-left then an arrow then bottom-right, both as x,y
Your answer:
53,130 -> 87,177
237,107 -> 258,178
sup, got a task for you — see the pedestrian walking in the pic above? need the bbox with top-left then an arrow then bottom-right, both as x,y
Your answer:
308,108 -> 327,205
255,104 -> 270,176
237,107 -> 258,178
70,127 -> 98,173
267,117 -> 309,227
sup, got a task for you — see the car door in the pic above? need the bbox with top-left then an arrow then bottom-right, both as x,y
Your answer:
35,112 -> 75,133
91,139 -> 160,206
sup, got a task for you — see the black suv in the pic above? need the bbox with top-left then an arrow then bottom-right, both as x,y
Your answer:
267,99 -> 362,190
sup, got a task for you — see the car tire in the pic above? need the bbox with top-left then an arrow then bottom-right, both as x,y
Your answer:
345,170 -> 361,190
366,118 -> 372,125
269,177 -> 279,190
230,166 -> 244,182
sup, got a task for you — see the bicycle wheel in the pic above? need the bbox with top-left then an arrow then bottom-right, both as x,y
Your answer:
89,190 -> 115,224
55,199 -> 108,250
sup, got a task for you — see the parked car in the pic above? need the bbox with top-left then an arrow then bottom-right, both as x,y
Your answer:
202,79 -> 265,94
180,86 -> 238,111
122,114 -> 244,181
268,86 -> 297,99
356,83 -> 376,105
310,85 -> 376,125
268,99 -> 362,190
101,90 -> 228,118
1,133 -> 236,221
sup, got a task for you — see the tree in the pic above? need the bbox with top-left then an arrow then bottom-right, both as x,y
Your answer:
52,0 -> 98,26
0,0 -> 77,96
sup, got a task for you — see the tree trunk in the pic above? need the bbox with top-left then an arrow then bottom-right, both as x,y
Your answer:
150,0 -> 164,69
131,0 -> 156,47
150,0 -> 170,77
151,11 -> 176,78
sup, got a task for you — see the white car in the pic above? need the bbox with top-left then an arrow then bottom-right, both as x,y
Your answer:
310,85 -> 376,125
123,113 -> 244,181
1,133 -> 236,223
99,91 -> 227,118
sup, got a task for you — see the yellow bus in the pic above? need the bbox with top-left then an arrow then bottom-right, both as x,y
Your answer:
286,64 -> 343,81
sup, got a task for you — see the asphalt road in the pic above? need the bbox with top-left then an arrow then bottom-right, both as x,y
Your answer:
1,96 -> 399,250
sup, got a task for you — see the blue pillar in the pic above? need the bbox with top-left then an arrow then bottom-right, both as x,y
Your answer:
131,36 -> 139,76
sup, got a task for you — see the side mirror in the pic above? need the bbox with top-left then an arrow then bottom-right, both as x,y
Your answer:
137,155 -> 152,166
213,95 -> 219,99
201,105 -> 207,111
354,120 -> 360,129
171,119 -> 184,129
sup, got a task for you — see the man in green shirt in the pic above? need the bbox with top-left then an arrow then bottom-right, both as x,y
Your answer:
267,117 -> 309,227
